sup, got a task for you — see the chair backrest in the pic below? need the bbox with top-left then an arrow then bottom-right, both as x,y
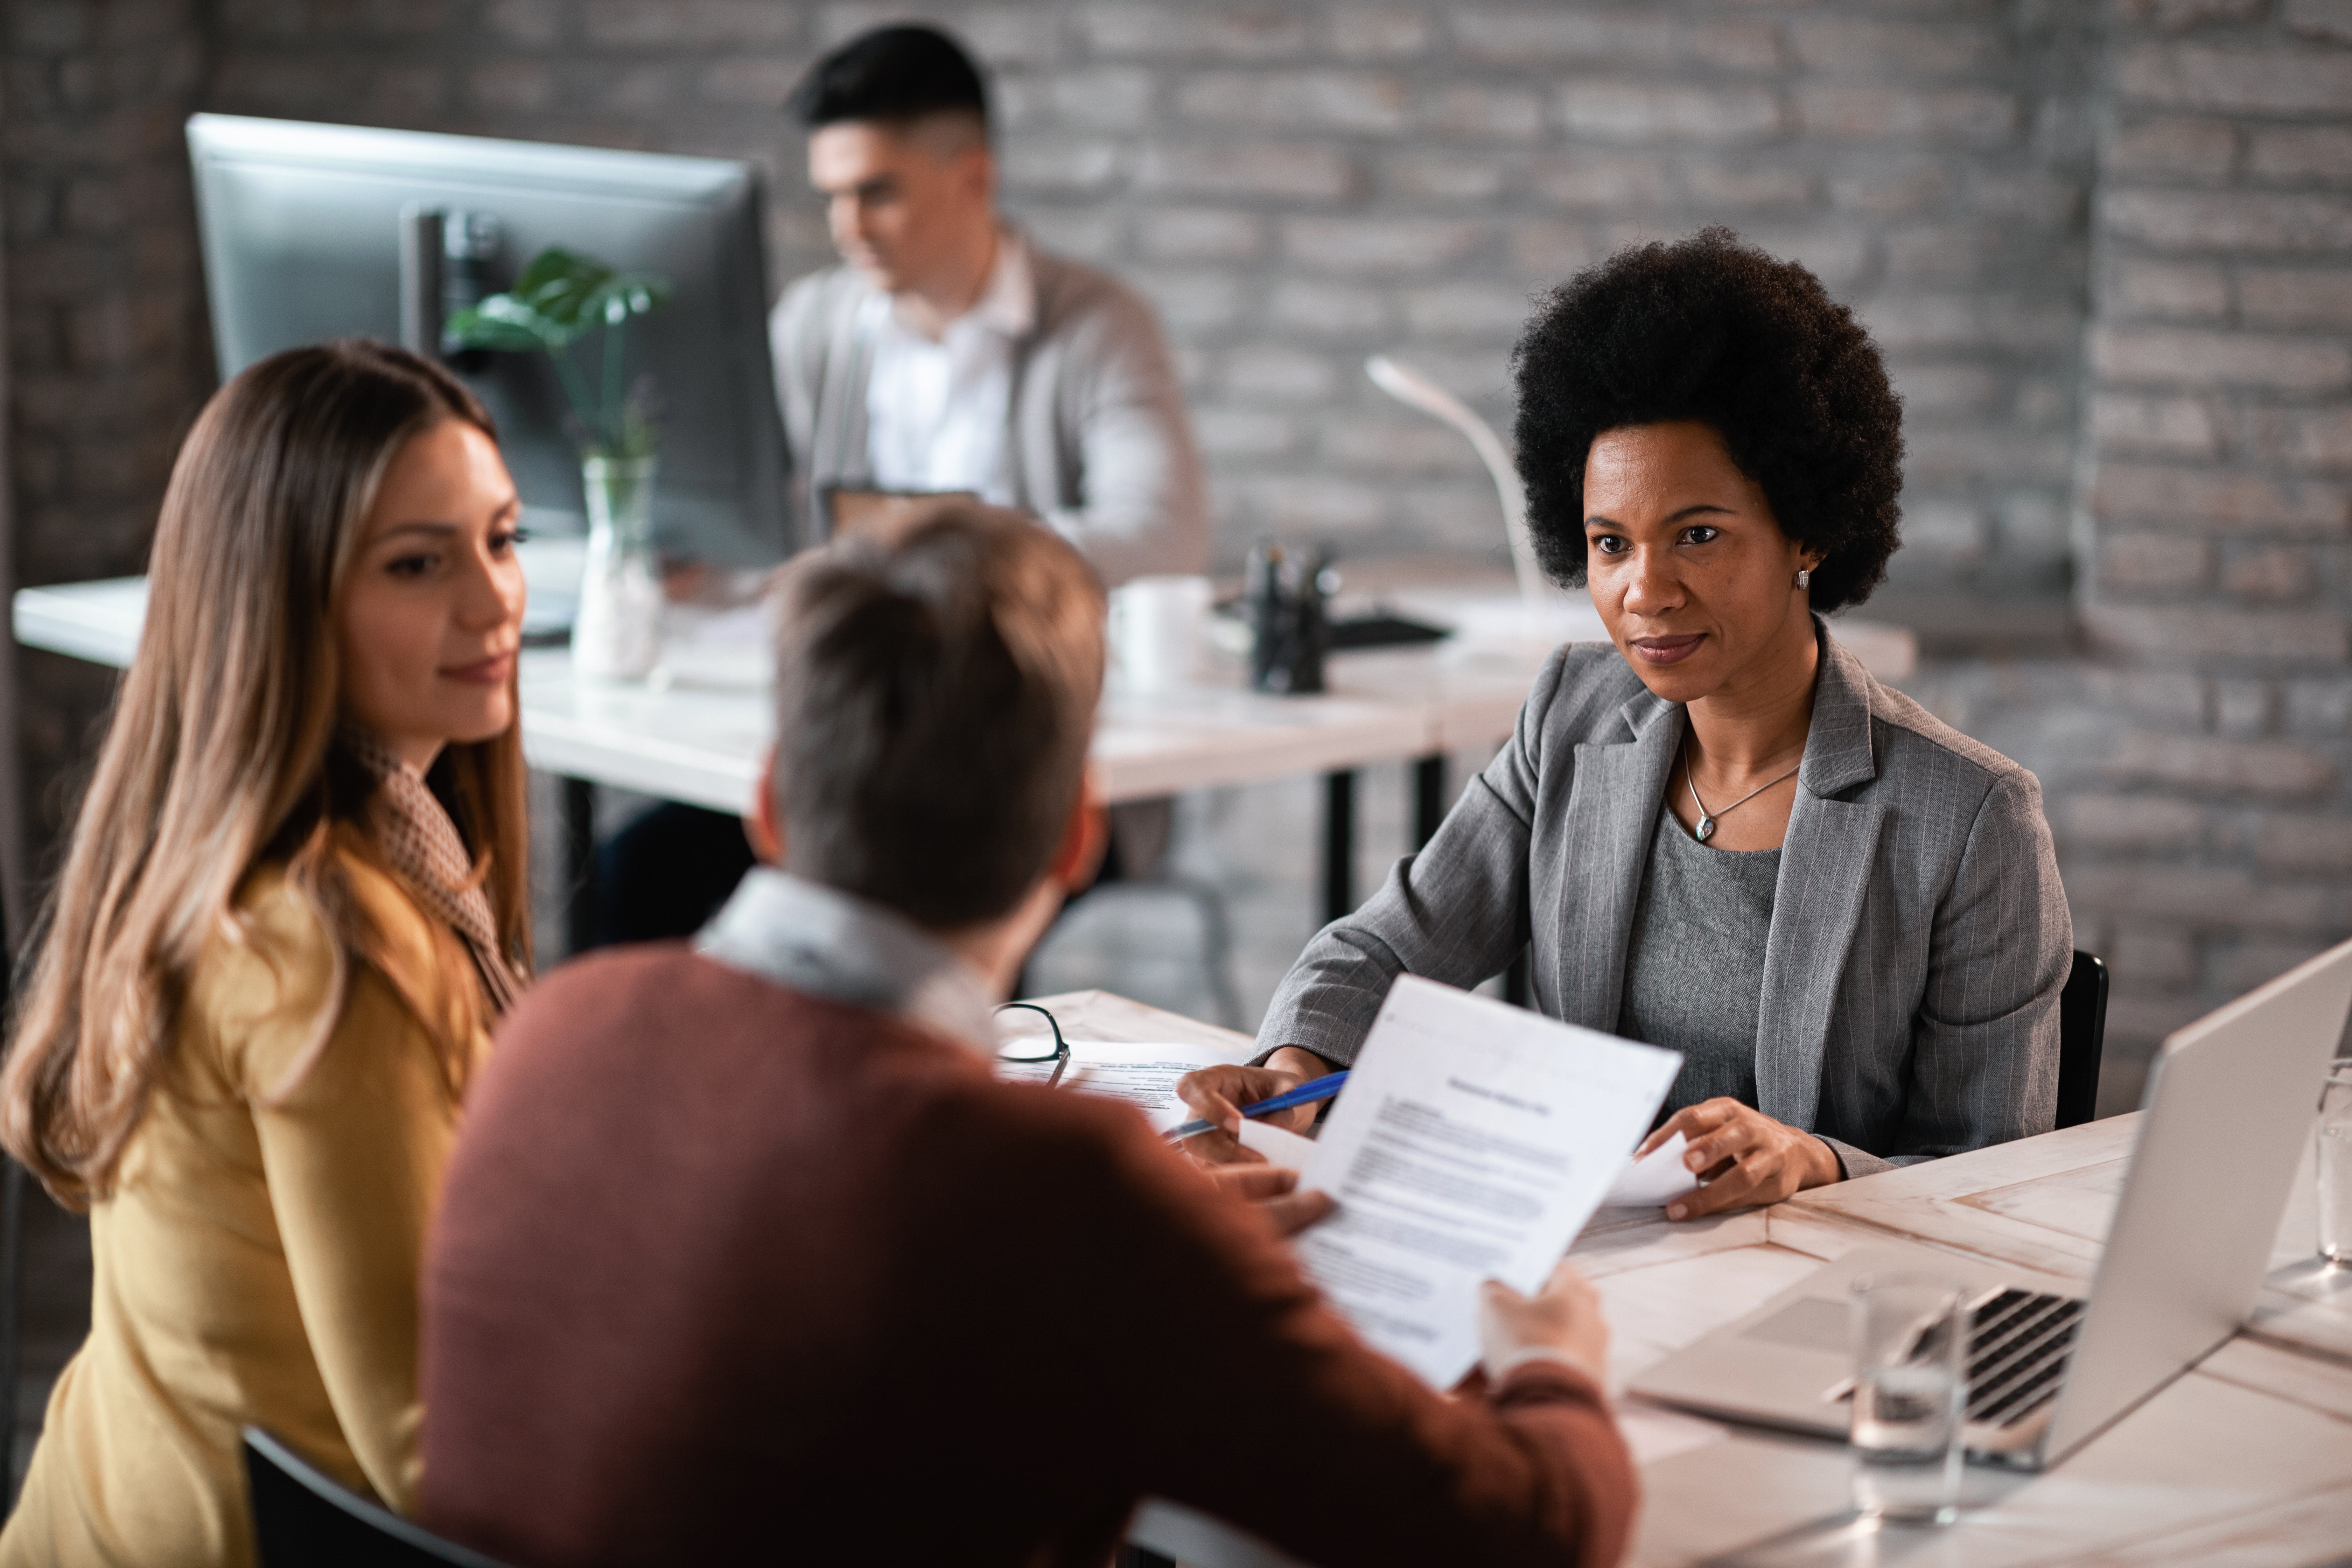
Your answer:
2056,950 -> 2108,1130
243,1428 -> 510,1568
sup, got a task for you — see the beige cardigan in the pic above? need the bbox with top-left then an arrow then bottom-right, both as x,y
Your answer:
2,856 -> 490,1568
769,236 -> 1209,588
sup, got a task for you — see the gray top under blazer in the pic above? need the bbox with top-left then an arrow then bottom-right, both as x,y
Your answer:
1255,622 -> 2073,1178
1619,816 -> 1778,1116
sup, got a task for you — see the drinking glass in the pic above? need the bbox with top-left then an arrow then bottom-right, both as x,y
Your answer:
573,455 -> 662,681
1849,1272 -> 1968,1525
2319,1065 -> 2352,1265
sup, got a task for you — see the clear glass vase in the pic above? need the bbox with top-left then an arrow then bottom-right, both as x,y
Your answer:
573,455 -> 662,681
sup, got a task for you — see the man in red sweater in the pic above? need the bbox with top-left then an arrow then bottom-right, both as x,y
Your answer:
419,505 -> 1637,1567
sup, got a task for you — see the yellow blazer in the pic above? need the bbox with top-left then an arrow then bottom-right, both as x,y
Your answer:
2,853 -> 492,1568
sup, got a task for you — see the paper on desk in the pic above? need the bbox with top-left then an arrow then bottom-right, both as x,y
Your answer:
1602,1132 -> 1700,1208
1293,977 -> 1681,1388
996,1040 -> 1241,1133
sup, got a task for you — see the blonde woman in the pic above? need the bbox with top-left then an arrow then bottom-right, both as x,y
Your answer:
0,341 -> 531,1567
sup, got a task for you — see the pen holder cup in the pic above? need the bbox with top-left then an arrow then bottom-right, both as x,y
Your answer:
1246,541 -> 1332,696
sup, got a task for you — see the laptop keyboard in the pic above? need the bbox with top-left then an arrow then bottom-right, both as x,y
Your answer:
1966,1288 -> 2083,1426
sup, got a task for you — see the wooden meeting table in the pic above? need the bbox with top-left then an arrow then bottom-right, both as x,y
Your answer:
1029,991 -> 2352,1568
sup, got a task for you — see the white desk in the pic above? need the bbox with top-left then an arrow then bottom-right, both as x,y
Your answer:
1030,994 -> 2352,1568
1779,1114 -> 2352,1367
9,569 -> 1564,935
514,635 -> 1549,817
12,560 -> 1918,935
6,572 -> 1478,811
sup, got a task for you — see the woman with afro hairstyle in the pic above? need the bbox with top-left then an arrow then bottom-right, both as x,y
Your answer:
1182,229 -> 2071,1213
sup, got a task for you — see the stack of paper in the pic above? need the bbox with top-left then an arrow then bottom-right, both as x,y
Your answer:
1605,1132 -> 1700,1209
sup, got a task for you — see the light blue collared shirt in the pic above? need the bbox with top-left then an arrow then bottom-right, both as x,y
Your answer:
695,868 -> 1001,1057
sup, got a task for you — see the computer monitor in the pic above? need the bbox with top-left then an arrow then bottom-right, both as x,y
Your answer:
186,113 -> 789,566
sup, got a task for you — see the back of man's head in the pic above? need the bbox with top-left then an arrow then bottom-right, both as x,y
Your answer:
770,506 -> 1102,930
788,24 -> 990,135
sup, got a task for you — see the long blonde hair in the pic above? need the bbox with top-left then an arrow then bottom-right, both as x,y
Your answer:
2,341 -> 532,1204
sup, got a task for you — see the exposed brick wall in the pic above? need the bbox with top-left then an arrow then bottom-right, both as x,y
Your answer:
3,0 -> 213,851
198,0 -> 2096,594
5,1 -> 2350,1104
2059,0 -> 2352,1077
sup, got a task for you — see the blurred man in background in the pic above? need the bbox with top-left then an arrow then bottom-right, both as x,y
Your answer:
597,23 -> 1205,947
775,22 -> 1206,580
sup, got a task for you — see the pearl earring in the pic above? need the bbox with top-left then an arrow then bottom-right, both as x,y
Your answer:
1796,567 -> 1812,589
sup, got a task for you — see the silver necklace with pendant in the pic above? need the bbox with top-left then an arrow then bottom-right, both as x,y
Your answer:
1684,740 -> 1802,844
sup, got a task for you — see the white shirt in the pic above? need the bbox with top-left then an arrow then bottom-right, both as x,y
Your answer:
695,867 -> 1001,1056
861,229 -> 1034,506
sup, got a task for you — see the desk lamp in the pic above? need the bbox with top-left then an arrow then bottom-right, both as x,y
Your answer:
1364,356 -> 1549,609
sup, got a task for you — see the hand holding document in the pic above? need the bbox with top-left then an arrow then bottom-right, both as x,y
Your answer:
1602,1132 -> 1700,1209
1291,977 -> 1681,1387
997,1040 -> 1246,1133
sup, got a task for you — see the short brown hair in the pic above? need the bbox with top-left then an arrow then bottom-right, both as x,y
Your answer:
769,505 -> 1104,928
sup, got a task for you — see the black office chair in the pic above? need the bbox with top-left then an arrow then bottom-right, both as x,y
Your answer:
2056,950 -> 2108,1131
244,1428 -> 511,1568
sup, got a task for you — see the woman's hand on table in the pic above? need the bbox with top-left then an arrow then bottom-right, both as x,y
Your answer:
1173,1047 -> 1334,1166
1638,1097 -> 1842,1220
1201,1162 -> 1334,1239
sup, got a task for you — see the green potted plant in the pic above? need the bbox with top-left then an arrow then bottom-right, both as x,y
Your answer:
447,246 -> 673,681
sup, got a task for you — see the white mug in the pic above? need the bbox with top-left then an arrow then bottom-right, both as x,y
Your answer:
1110,574 -> 1212,692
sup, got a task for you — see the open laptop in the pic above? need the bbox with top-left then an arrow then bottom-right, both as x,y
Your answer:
1630,937 -> 2352,1471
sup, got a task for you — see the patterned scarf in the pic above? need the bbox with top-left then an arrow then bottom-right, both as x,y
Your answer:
340,726 -> 524,1016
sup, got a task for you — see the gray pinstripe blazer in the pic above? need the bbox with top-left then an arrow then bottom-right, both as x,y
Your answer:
1256,624 -> 2072,1177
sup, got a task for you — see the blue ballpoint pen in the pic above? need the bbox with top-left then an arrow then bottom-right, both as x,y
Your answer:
1163,1071 -> 1350,1142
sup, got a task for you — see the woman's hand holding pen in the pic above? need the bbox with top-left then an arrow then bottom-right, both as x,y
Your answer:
1174,1048 -> 1334,1165
1638,1097 -> 1842,1220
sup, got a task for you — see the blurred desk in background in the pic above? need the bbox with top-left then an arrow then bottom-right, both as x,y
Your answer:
13,550 -> 1918,952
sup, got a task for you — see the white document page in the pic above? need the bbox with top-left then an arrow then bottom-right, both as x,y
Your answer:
1294,976 -> 1682,1387
996,1040 -> 1243,1133
1602,1131 -> 1700,1208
